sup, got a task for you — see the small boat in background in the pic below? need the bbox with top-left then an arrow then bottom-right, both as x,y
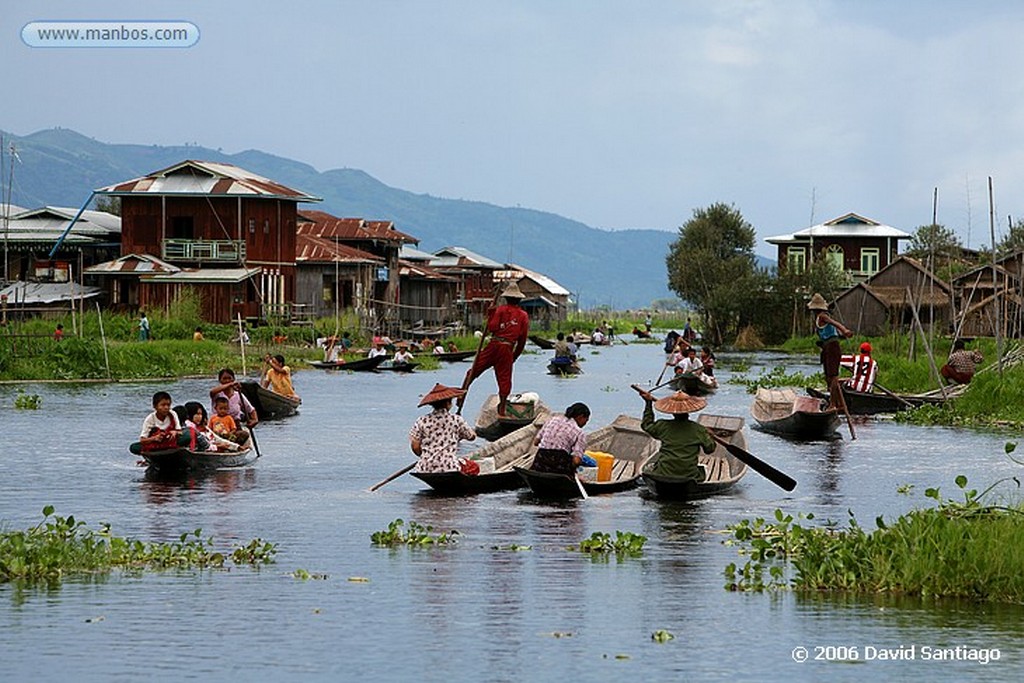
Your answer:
528,334 -> 556,350
641,414 -> 748,500
432,350 -> 476,362
411,423 -> 540,495
806,386 -> 947,415
308,356 -> 387,372
547,358 -> 581,375
669,371 -> 717,395
473,393 -> 549,441
377,360 -> 418,373
240,381 -> 300,420
752,388 -> 839,439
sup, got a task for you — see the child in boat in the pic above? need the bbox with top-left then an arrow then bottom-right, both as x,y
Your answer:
132,391 -> 190,453
209,395 -> 249,446
262,354 -> 299,399
393,347 -> 415,365
184,401 -> 239,452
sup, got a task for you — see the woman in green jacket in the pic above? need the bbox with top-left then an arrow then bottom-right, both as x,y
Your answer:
634,388 -> 715,481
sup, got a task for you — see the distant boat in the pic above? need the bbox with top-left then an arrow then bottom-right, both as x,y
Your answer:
432,350 -> 476,362
751,388 -> 839,439
135,445 -> 256,473
308,356 -> 386,372
377,360 -> 418,373
528,335 -> 555,350
806,386 -> 947,415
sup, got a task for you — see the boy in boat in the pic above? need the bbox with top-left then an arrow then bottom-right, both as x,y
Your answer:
409,383 -> 477,473
530,402 -> 590,476
209,395 -> 250,446
840,342 -> 878,393
941,339 -> 983,385
262,354 -> 299,399
457,283 -> 530,417
131,391 -> 190,453
634,387 -> 714,482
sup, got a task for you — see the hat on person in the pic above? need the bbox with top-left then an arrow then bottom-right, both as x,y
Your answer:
806,293 -> 830,311
653,391 -> 707,414
418,383 -> 468,407
860,342 -> 872,354
501,282 -> 526,300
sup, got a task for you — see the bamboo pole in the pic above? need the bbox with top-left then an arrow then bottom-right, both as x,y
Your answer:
237,312 -> 247,376
907,286 -> 947,398
989,177 -> 1003,376
96,301 -> 112,380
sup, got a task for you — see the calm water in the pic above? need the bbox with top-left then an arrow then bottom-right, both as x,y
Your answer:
1,340 -> 1022,682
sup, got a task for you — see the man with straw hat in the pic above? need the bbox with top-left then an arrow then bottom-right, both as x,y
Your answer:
409,383 -> 477,473
458,282 -> 530,417
634,388 -> 715,481
807,292 -> 853,412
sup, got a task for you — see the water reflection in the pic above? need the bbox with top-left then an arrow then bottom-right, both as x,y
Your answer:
812,439 -> 846,505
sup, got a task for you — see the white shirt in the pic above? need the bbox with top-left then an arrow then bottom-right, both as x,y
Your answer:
678,356 -> 704,374
140,410 -> 181,439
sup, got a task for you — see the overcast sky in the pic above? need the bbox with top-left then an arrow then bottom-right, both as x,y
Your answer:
5,1 -> 1024,256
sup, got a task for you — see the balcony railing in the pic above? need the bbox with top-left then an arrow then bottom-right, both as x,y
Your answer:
162,239 -> 246,263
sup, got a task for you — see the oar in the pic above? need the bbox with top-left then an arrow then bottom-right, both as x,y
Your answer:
707,432 -> 797,492
247,423 -> 263,459
833,379 -> 856,440
655,363 -> 669,385
872,382 -> 916,410
369,462 -> 416,492
575,475 -> 589,499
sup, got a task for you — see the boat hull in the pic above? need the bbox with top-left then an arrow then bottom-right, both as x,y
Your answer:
669,372 -> 717,395
807,386 -> 946,415
240,381 -> 300,420
641,413 -> 748,501
309,356 -> 387,372
139,447 -> 256,472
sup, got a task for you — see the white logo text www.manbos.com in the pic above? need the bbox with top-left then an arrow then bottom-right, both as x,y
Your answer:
22,21 -> 199,48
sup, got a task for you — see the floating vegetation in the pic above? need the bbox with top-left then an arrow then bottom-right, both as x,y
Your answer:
0,506 -> 277,584
651,630 -> 675,643
573,531 -> 647,559
492,544 -> 532,552
370,519 -> 459,547
347,576 -> 370,583
723,474 -> 1024,602
728,365 -> 819,393
14,391 -> 41,410
292,569 -> 329,580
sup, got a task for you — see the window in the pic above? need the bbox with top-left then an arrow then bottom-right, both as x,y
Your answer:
248,218 -> 256,234
264,219 -> 270,235
825,244 -> 844,273
860,248 -> 880,274
787,247 -> 806,274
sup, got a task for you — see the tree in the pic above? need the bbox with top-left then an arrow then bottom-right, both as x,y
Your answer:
665,203 -> 756,344
906,223 -> 962,260
997,218 -> 1024,257
93,195 -> 121,216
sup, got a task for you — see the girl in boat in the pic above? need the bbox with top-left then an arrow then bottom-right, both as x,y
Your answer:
634,389 -> 714,482
807,293 -> 853,411
209,367 -> 259,435
409,383 -> 477,473
184,401 -> 240,452
529,402 -> 591,476
261,354 -> 299,399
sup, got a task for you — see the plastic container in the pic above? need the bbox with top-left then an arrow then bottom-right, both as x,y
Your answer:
591,452 -> 615,482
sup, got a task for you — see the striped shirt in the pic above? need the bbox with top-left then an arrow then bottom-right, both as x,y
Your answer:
840,354 -> 877,392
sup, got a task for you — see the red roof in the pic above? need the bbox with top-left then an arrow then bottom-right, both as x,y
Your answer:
298,210 -> 418,244
296,234 -> 383,264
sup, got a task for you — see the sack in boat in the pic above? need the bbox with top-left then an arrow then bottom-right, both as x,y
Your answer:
460,459 -> 480,476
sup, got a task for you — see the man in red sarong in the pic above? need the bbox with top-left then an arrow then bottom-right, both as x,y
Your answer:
458,282 -> 530,417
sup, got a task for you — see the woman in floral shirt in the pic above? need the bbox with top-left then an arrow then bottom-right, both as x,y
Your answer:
409,384 -> 477,473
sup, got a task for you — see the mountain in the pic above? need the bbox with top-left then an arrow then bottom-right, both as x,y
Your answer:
1,127 -> 679,308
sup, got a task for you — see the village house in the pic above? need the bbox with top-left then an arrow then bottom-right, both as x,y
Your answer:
494,263 -> 572,327
294,230 -> 382,322
767,212 -> 912,281
428,246 -> 503,329
85,160 -> 320,324
951,252 -> 1024,339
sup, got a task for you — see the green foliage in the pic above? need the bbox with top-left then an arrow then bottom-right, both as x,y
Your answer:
906,223 -> 963,259
370,519 -> 459,547
0,506 -> 276,583
998,218 -> 1024,257
573,531 -> 647,559
13,390 -> 40,410
651,630 -> 675,643
728,365 -> 819,393
724,475 -> 1024,601
292,569 -> 329,580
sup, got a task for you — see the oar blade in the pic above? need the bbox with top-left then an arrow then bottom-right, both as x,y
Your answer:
712,434 -> 796,492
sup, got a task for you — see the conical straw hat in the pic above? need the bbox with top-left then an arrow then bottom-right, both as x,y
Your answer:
501,282 -> 525,299
806,293 -> 829,311
418,383 -> 467,407
653,391 -> 707,414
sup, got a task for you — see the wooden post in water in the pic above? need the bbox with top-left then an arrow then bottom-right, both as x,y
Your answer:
96,301 -> 112,380
237,313 -> 247,376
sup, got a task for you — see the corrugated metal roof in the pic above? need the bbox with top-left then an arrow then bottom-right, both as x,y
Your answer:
1,203 -> 27,218
498,264 -> 571,296
766,212 -> 911,244
296,234 -> 382,264
3,206 -> 121,238
85,253 -> 180,275
399,259 -> 457,281
431,246 -> 504,269
0,280 -> 103,304
96,160 -> 321,202
297,210 -> 417,244
144,267 -> 261,284
399,245 -> 437,261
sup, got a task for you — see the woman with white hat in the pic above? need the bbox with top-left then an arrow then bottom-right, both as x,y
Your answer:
634,388 -> 715,481
409,383 -> 477,473
807,292 -> 853,411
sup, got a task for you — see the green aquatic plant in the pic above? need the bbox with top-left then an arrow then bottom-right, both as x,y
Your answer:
728,365 -> 819,393
651,630 -> 675,643
14,391 -> 41,410
0,506 -> 277,583
370,518 -> 459,547
292,569 -> 329,580
574,531 -> 647,558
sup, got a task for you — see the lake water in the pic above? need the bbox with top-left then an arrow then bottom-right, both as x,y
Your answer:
1,339 -> 1022,682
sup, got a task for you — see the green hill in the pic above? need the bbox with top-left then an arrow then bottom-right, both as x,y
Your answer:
2,127 -> 678,309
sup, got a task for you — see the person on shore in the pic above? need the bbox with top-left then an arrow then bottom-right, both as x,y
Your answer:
261,354 -> 299,399
458,282 -> 530,417
53,323 -> 64,342
209,367 -> 259,438
840,342 -> 878,393
634,388 -> 714,482
132,391 -> 189,453
808,293 -> 853,411
193,326 -> 204,342
530,403 -> 591,476
137,311 -> 151,341
941,339 -> 983,385
409,383 -> 477,473
645,313 -> 653,333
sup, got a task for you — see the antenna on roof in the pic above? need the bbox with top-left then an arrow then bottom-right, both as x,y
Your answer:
808,187 -> 816,227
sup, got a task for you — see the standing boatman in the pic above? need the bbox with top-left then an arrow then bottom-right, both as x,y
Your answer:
457,282 -> 530,417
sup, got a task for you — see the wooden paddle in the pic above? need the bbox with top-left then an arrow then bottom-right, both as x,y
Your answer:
369,462 -> 416,492
247,423 -> 263,459
872,382 -> 916,409
630,384 -> 797,492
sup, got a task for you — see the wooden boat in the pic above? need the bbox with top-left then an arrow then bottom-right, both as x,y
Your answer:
806,386 -> 947,415
377,360 -> 418,373
137,445 -> 257,473
515,415 -> 659,498
240,380 -> 300,420
432,350 -> 476,362
528,334 -> 556,350
547,359 -> 581,375
751,387 -> 839,439
474,393 -> 550,441
309,355 -> 387,372
669,371 -> 718,395
411,423 -> 540,495
642,414 -> 748,500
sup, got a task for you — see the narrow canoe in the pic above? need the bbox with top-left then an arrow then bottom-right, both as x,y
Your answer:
806,386 -> 947,415
669,372 -> 718,395
641,413 -> 748,500
137,446 -> 256,473
377,361 -> 419,373
411,423 -> 540,495
474,394 -> 551,441
515,415 -> 660,498
528,335 -> 556,350
752,388 -> 839,439
240,381 -> 301,420
432,350 -> 476,362
547,359 -> 581,375
309,355 -> 387,372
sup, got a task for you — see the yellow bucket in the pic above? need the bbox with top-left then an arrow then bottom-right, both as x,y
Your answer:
589,451 -> 615,482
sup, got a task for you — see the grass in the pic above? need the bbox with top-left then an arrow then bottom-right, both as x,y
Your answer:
723,471 -> 1024,602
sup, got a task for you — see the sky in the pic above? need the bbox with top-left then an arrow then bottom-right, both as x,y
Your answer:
4,0 -> 1024,257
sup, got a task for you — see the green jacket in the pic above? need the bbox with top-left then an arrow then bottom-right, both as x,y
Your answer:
641,402 -> 714,481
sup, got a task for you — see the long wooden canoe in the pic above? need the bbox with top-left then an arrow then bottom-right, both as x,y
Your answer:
136,445 -> 256,473
641,413 -> 748,500
432,350 -> 476,362
474,394 -> 550,441
411,423 -> 540,495
528,334 -> 556,350
669,371 -> 718,395
309,355 -> 387,372
547,359 -> 581,375
806,386 -> 947,415
515,415 -> 660,498
751,387 -> 839,439
240,381 -> 300,420
377,360 -> 418,373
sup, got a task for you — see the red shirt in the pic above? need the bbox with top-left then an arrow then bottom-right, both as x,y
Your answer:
487,304 -> 529,356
